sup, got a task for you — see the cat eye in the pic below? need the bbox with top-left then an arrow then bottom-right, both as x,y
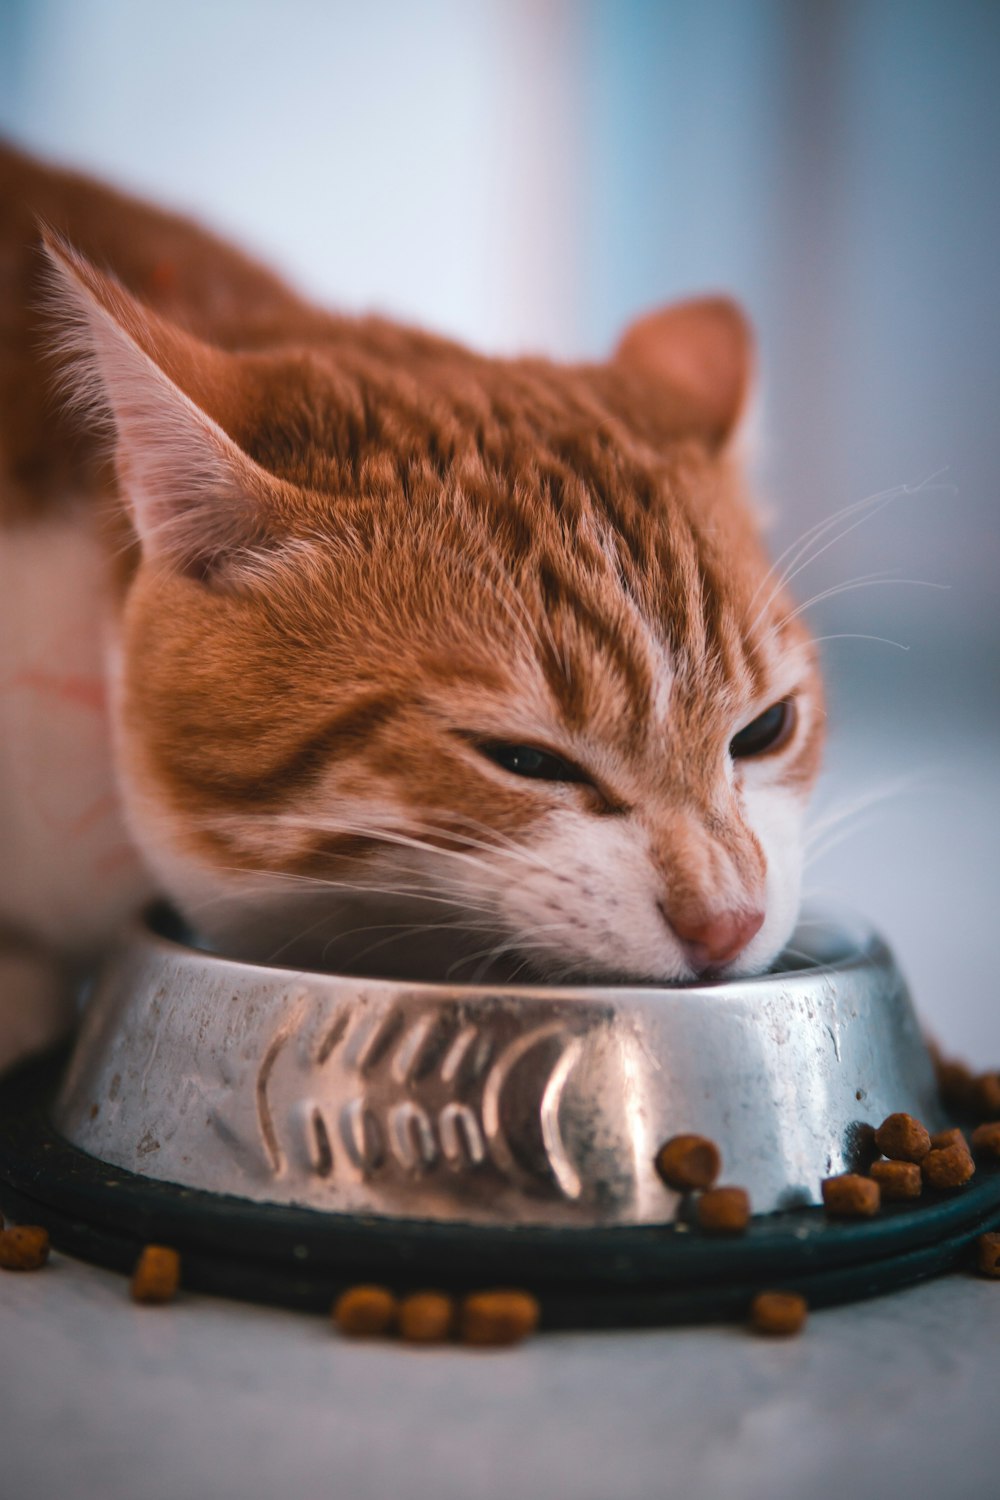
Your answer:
729,699 -> 796,759
475,741 -> 589,783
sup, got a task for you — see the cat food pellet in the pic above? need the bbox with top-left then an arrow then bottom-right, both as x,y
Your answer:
874,1113 -> 930,1163
750,1291 -> 808,1336
696,1186 -> 751,1233
976,1232 -> 1000,1278
0,1225 -> 49,1270
130,1245 -> 180,1303
971,1122 -> 1000,1160
333,1285 -> 397,1338
929,1127 -> 968,1152
398,1291 -> 454,1343
973,1073 -> 1000,1121
922,1144 -> 976,1189
936,1059 -> 976,1114
868,1159 -> 922,1200
654,1134 -> 721,1192
821,1173 -> 880,1217
460,1290 -> 540,1346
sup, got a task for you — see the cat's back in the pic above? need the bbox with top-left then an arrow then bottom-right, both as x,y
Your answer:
0,139 -> 318,519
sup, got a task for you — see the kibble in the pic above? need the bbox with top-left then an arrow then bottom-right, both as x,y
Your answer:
749,1291 -> 808,1336
398,1291 -> 454,1344
929,1128 -> 968,1152
654,1134 -> 721,1192
874,1113 -> 930,1163
868,1159 -> 922,1201
130,1244 -> 180,1304
971,1122 -> 1000,1160
460,1290 -> 540,1346
922,1144 -> 976,1190
333,1285 -> 397,1338
822,1172 -> 881,1218
936,1058 -> 976,1114
0,1225 -> 49,1270
973,1073 -> 1000,1121
696,1186 -> 751,1233
976,1232 -> 1000,1278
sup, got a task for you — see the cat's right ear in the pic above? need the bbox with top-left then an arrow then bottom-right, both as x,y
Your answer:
613,296 -> 754,447
39,232 -> 295,582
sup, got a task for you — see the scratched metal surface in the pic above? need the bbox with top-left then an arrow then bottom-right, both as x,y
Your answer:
54,913 -> 944,1224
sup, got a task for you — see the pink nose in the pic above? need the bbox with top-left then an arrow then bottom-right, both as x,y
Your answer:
667,907 -> 765,973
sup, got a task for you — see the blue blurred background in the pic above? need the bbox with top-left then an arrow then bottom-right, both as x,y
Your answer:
2,0 -> 997,1052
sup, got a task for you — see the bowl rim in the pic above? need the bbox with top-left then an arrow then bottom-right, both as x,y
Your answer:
136,901 -> 894,1005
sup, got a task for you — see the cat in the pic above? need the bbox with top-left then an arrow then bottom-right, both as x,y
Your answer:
0,140 -> 823,1073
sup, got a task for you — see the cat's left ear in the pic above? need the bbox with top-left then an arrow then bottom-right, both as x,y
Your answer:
39,232 -> 296,582
613,296 -> 753,447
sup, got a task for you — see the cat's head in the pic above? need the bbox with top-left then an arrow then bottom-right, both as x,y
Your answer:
46,237 -> 823,984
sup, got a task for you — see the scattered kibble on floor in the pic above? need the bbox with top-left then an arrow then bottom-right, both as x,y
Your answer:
460,1290 -> 540,1346
4,1054 -> 996,1344
130,1245 -> 181,1304
976,1232 -> 1000,1278
749,1291 -> 808,1336
333,1285 -> 398,1337
0,1224 -> 50,1271
398,1291 -> 454,1343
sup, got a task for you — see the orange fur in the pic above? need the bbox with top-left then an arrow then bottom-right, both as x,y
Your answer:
0,140 -> 823,1034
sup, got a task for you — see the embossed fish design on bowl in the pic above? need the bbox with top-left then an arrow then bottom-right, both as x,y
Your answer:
54,906 -> 945,1228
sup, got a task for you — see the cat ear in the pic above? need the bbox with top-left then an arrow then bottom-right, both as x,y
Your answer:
613,296 -> 753,447
40,232 -> 290,580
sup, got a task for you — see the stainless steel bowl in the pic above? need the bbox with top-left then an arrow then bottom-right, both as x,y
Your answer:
54,908 -> 945,1229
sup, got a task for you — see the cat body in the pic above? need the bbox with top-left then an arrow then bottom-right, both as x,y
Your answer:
0,142 -> 823,1072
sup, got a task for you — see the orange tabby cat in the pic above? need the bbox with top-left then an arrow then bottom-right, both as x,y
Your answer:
0,141 -> 823,1071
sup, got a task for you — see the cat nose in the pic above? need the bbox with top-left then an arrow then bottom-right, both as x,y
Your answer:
663,906 -> 765,973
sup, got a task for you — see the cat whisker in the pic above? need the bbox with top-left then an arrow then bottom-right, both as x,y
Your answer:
267,814 -> 503,880
452,916 -> 586,984
748,485 -> 908,628
748,472 -> 951,635
769,574 -> 948,635
805,773 -> 928,847
401,812 -> 571,881
265,807 -> 575,893
210,862 -> 497,916
321,915 -> 501,972
809,633 -> 911,651
804,772 -> 934,870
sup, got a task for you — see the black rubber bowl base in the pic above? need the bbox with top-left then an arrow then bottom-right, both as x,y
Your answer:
2,1051 -> 999,1330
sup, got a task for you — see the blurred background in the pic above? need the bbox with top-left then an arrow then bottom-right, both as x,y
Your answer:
1,0 -> 997,1052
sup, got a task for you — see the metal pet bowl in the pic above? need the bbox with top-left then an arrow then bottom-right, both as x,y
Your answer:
53,906 -> 946,1229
